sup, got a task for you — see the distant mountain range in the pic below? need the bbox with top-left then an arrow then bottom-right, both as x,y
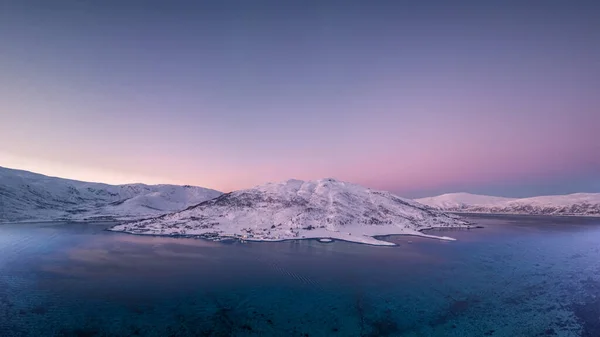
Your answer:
2,166 -> 597,244
0,166 -> 222,222
109,179 -> 468,246
416,192 -> 600,216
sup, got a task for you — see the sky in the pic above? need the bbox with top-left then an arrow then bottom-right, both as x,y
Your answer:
1,0 -> 599,198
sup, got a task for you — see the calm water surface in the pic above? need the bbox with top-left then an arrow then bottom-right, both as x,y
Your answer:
1,215 -> 599,337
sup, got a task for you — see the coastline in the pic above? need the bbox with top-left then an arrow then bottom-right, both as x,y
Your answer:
106,223 -> 478,246
3,211 -> 597,226
449,211 -> 600,218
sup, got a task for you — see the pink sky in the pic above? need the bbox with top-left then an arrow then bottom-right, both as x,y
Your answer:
1,1 -> 599,197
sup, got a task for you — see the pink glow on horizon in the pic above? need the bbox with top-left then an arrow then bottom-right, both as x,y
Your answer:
1,1 -> 599,197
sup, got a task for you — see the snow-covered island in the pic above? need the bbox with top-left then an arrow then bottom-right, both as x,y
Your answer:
109,179 -> 471,246
416,192 -> 600,216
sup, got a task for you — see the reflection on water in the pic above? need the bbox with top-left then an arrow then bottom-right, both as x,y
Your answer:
1,216 -> 599,336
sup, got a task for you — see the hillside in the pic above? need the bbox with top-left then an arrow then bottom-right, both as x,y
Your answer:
0,166 -> 222,222
416,192 -> 600,216
110,178 -> 470,245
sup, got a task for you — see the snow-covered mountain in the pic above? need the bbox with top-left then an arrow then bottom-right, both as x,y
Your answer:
416,193 -> 517,209
0,166 -> 222,222
416,192 -> 600,216
110,179 -> 470,246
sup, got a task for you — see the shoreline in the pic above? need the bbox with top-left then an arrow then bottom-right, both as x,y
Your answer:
0,219 -> 120,225
3,212 -> 597,226
105,224 -> 480,247
450,212 -> 600,218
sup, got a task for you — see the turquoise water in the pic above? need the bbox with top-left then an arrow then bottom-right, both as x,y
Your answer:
1,215 -> 599,336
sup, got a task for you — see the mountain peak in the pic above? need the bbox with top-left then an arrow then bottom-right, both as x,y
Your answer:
416,192 -> 600,216
111,179 -> 468,246
0,167 -> 222,222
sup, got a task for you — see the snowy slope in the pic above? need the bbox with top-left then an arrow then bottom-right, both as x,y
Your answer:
0,166 -> 222,222
110,179 -> 470,246
416,193 -> 517,208
416,192 -> 600,216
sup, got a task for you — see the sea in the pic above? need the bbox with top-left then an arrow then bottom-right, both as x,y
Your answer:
1,215 -> 599,336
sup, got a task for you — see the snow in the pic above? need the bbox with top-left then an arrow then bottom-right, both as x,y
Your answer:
416,192 -> 600,216
509,193 -> 600,207
416,193 -> 517,208
110,178 -> 470,246
0,166 -> 222,222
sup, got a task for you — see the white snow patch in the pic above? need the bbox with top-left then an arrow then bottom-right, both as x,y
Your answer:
0,166 -> 222,222
110,178 -> 470,246
416,192 -> 600,216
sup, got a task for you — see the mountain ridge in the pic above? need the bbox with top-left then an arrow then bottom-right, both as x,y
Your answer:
0,166 -> 222,222
109,178 -> 470,246
416,192 -> 600,216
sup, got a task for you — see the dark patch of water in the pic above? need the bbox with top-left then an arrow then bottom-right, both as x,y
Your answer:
0,216 -> 599,336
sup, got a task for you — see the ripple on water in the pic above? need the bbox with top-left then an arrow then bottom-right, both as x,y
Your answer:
0,218 -> 599,336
